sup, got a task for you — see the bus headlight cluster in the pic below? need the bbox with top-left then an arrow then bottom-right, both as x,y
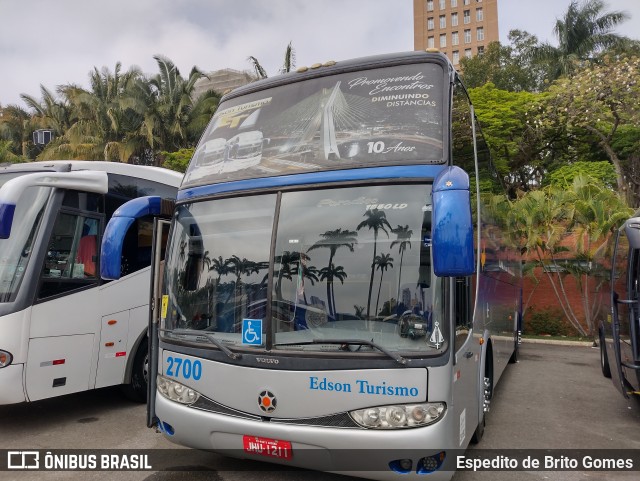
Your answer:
157,375 -> 200,405
350,402 -> 446,429
0,350 -> 13,368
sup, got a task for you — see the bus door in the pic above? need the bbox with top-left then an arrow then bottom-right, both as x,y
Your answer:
610,224 -> 640,397
148,218 -> 171,428
26,206 -> 104,401
452,275 -> 479,447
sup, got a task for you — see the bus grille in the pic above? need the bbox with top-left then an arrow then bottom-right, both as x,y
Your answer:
192,396 -> 361,428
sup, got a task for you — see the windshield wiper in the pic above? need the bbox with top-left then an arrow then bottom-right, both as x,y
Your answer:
160,328 -> 242,360
274,339 -> 407,366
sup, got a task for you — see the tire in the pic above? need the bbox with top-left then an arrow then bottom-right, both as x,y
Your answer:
122,338 -> 149,403
472,347 -> 493,444
600,331 -> 612,379
471,413 -> 485,444
508,338 -> 519,364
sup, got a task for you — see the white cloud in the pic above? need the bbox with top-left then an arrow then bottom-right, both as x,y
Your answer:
1,0 -> 639,107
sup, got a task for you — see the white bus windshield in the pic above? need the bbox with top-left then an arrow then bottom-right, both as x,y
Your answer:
161,184 -> 446,356
0,174 -> 51,302
183,63 -> 445,188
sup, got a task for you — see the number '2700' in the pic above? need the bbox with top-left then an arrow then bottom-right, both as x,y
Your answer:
166,356 -> 202,380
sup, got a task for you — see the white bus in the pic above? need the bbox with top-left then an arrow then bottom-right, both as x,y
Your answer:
103,51 -> 522,480
0,161 -> 181,404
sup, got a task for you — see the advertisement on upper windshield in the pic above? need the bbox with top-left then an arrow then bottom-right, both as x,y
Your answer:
183,63 -> 445,187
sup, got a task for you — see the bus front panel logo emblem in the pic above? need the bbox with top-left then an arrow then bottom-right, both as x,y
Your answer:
258,390 -> 277,413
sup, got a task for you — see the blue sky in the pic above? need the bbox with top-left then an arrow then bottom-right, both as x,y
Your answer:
0,0 -> 639,106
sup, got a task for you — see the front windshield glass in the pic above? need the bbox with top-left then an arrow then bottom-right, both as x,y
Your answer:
162,184 -> 446,356
0,174 -> 51,302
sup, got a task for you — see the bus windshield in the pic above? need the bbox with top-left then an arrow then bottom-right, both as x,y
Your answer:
0,174 -> 51,303
161,183 -> 447,355
182,63 -> 445,188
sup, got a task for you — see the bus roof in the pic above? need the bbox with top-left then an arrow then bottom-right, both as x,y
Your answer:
0,161 -> 183,187
221,50 -> 454,103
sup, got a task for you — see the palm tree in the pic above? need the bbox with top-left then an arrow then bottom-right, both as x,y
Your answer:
38,63 -> 143,161
247,41 -> 296,79
133,55 -> 219,164
373,253 -> 394,318
308,228 -> 357,316
534,0 -> 634,79
390,225 -> 413,309
357,209 -> 391,319
0,105 -> 33,158
319,263 -> 347,316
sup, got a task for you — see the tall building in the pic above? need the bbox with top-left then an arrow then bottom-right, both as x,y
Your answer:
413,0 -> 499,67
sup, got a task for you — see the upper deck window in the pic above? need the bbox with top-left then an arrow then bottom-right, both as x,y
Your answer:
183,62 -> 445,188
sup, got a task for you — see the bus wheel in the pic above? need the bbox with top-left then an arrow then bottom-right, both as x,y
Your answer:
508,338 -> 518,363
599,330 -> 611,379
472,351 -> 493,444
122,338 -> 148,403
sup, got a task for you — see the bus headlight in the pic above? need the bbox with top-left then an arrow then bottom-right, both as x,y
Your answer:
157,375 -> 200,405
350,402 -> 446,429
0,350 -> 13,368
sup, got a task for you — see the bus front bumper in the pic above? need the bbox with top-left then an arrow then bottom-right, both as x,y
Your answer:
0,364 -> 26,404
155,394 -> 457,480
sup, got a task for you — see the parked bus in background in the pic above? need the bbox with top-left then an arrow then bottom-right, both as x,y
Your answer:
0,161 -> 181,404
598,211 -> 640,398
102,50 -> 522,480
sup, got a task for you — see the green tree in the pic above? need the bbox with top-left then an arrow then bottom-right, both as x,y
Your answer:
460,30 -> 548,92
247,42 -> 296,79
39,63 -> 143,161
534,0 -> 635,79
161,148 -> 194,172
531,55 -> 640,205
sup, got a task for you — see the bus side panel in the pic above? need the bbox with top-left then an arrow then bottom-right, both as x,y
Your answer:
95,309 -> 131,389
25,334 -> 94,401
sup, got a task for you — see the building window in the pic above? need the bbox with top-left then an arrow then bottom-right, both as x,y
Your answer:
451,12 -> 458,26
477,27 -> 484,41
427,0 -> 434,11
453,51 -> 460,64
464,0 -> 470,4
452,31 -> 459,46
463,10 -> 470,24
440,34 -> 447,48
451,0 -> 458,7
439,0 -> 446,9
477,45 -> 485,55
428,36 -> 435,48
465,48 -> 472,58
476,7 -> 483,21
427,17 -> 434,30
464,29 -> 471,43
440,15 -> 446,28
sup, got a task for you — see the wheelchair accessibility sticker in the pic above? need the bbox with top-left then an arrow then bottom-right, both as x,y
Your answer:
242,319 -> 263,345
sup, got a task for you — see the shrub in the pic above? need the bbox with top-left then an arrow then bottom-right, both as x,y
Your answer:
524,306 -> 579,337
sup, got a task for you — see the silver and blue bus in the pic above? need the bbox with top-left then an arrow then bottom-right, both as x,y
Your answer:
598,211 -> 640,399
102,50 -> 522,480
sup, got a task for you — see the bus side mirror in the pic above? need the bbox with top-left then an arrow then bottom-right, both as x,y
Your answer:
101,196 -> 174,280
432,166 -> 475,277
625,219 -> 640,249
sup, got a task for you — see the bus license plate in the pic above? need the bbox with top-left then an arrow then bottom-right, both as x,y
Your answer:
242,435 -> 293,460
